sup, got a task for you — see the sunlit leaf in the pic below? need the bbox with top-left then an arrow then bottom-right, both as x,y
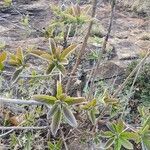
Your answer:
0,51 -> 7,62
120,138 -> 133,150
121,132 -> 139,141
0,63 -> 4,71
62,105 -> 77,127
30,50 -> 47,56
4,0 -> 12,6
116,120 -> 124,133
61,58 -> 68,65
21,15 -> 29,27
16,47 -> 23,63
32,95 -> 57,104
60,44 -> 77,59
51,106 -> 62,136
100,130 -> 114,138
59,94 -> 67,101
8,60 -> 19,66
114,139 -> 122,150
82,99 -> 96,110
107,122 -> 117,133
40,54 -> 53,62
56,81 -> 63,99
64,97 -> 86,105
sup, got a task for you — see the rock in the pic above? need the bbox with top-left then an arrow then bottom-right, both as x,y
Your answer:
116,47 -> 139,60
91,62 -> 125,81
135,40 -> 150,51
138,32 -> 150,41
116,31 -> 129,39
0,25 -> 9,33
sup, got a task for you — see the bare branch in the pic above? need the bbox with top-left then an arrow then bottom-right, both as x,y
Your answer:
0,126 -> 48,130
65,0 -> 98,93
0,97 -> 50,109
113,50 -> 150,97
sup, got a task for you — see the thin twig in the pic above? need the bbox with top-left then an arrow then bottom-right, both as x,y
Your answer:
0,97 -> 50,109
61,129 -> 69,150
113,50 -> 150,97
87,0 -> 116,99
0,129 -> 14,138
0,126 -> 48,130
65,0 -> 98,93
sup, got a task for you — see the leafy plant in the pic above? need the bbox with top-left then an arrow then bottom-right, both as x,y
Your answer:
125,61 -> 150,106
33,81 -> 86,136
4,0 -> 12,6
0,51 -> 7,71
51,4 -> 91,25
100,120 -> 138,150
8,47 -> 29,84
31,39 -> 77,75
136,107 -> 150,150
48,140 -> 62,150
82,99 -> 97,124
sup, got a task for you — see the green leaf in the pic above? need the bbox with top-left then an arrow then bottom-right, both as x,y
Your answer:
30,50 -> 46,56
56,81 -> 63,99
107,122 -> 117,133
11,66 -> 24,84
60,44 -> 77,59
40,54 -> 53,62
60,58 -> 68,65
0,51 -> 7,62
120,138 -> 133,150
59,94 -> 67,101
64,97 -> 86,105
143,117 -> 150,129
121,132 -> 139,141
104,138 -> 114,149
46,63 -> 55,74
62,105 -> 77,127
32,95 -> 57,104
56,64 -> 66,75
51,106 -> 62,136
4,0 -> 12,6
114,139 -> 122,150
49,38 -> 56,55
100,131 -> 114,138
0,63 -> 4,71
82,99 -> 96,110
48,102 -> 59,118
16,47 -> 23,63
88,109 -> 96,125
116,120 -> 124,133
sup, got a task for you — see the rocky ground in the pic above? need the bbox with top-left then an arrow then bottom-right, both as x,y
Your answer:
0,0 -> 150,149
0,0 -> 149,72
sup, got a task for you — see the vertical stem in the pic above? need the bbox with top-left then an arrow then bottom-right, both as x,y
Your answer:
65,0 -> 98,93
87,0 -> 116,99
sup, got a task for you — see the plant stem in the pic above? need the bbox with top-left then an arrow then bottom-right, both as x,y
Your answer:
113,50 -> 150,97
0,126 -> 48,130
0,97 -> 50,109
87,0 -> 116,99
65,0 -> 98,93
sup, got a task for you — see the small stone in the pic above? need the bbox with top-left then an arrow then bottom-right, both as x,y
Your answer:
0,25 -> 9,33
